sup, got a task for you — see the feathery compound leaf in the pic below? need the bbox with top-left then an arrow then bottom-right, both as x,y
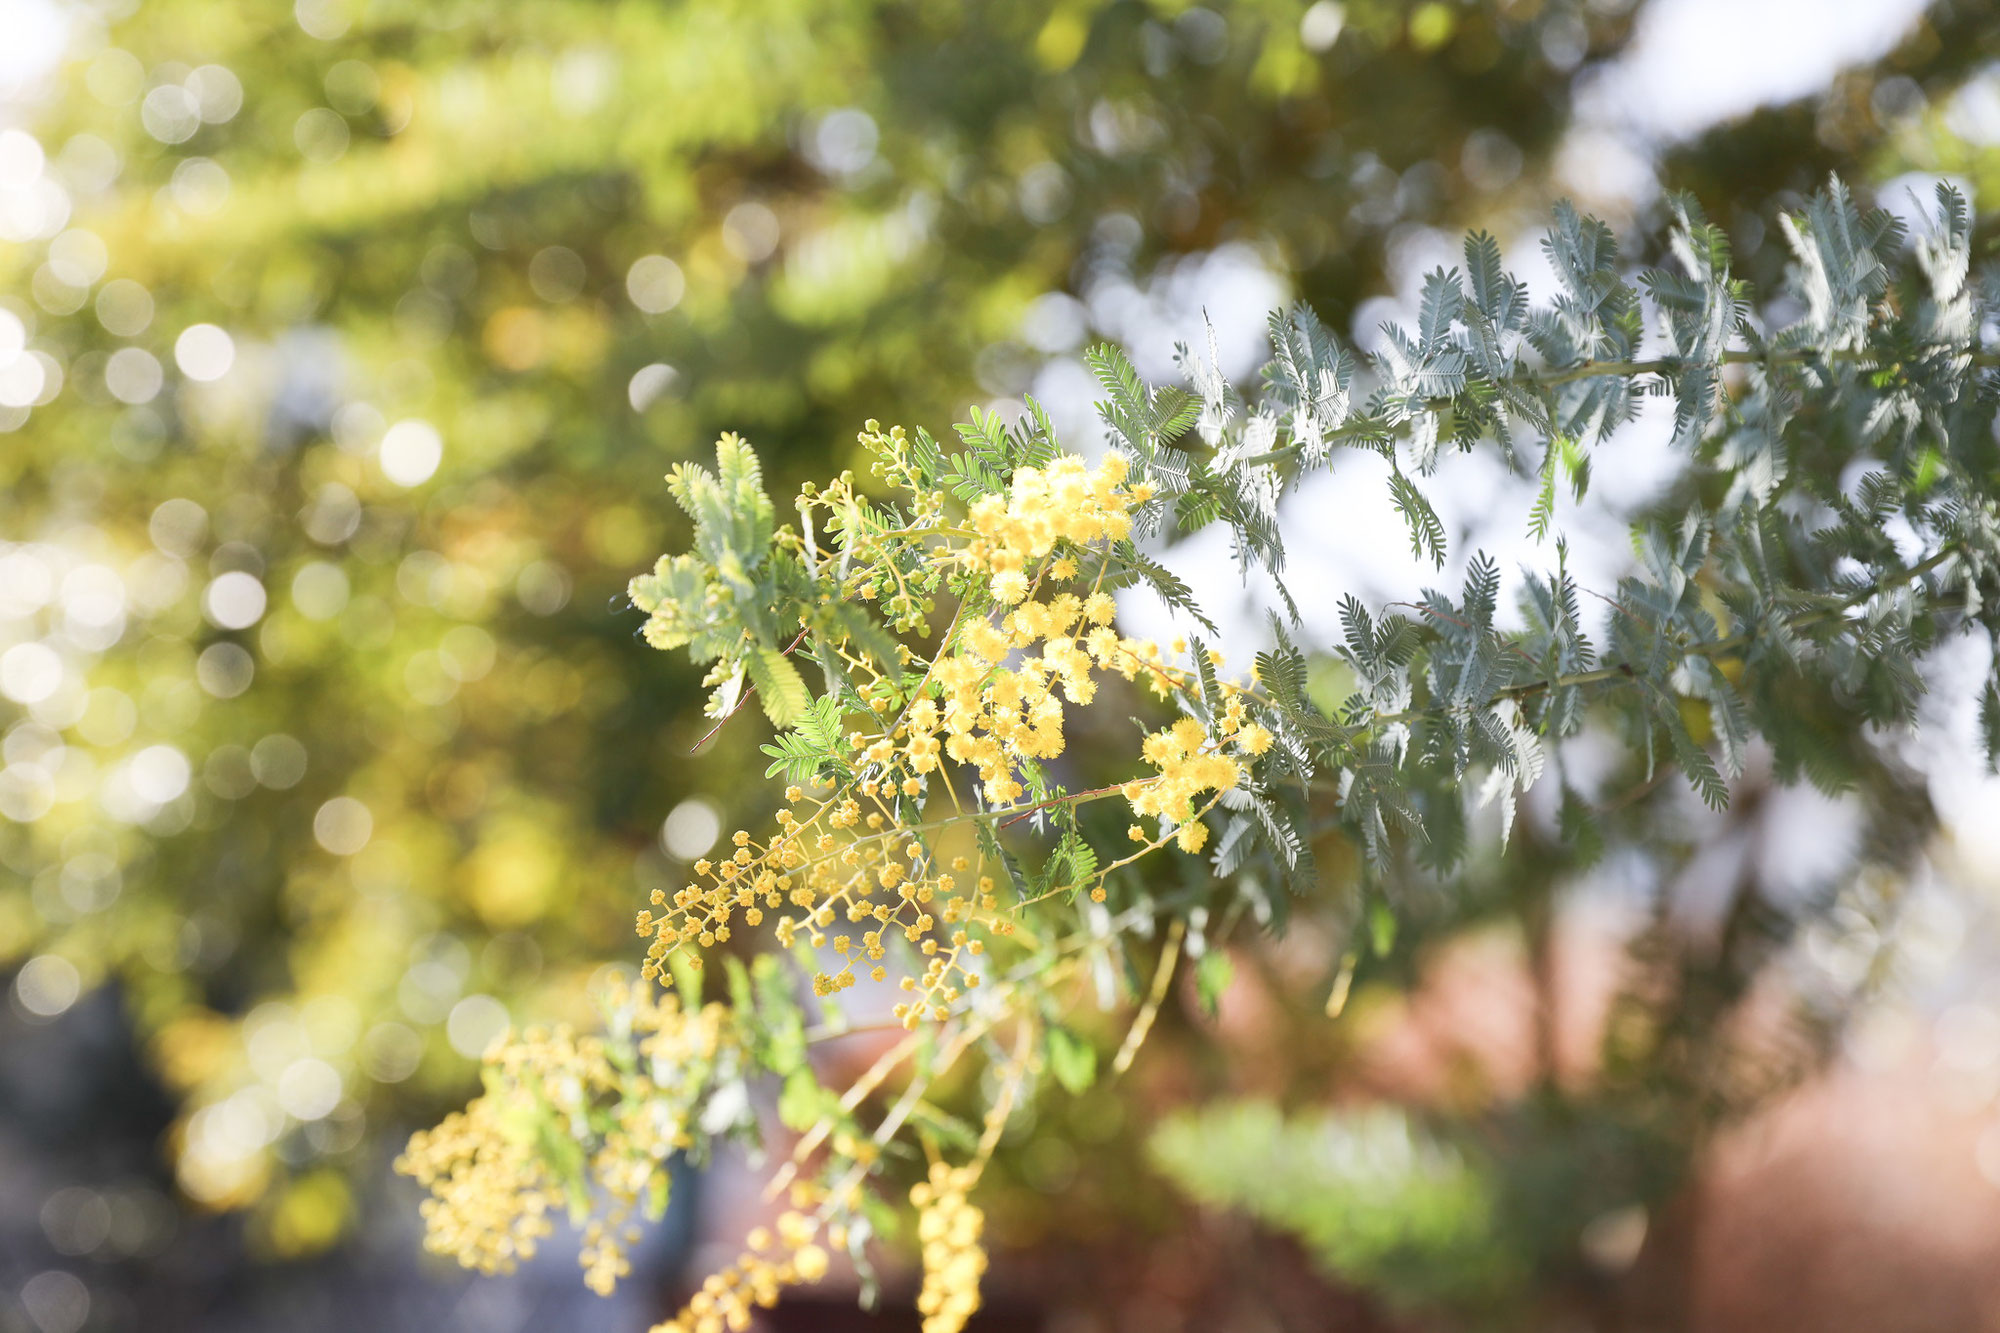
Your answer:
1418,267 -> 1465,353
1112,543 -> 1221,635
1777,175 -> 1902,352
1528,442 -> 1559,542
715,430 -> 775,557
1641,193 -> 1740,447
1264,304 -> 1355,464
1088,341 -> 1196,480
954,403 -> 1012,466
746,645 -> 811,728
759,695 -> 848,782
1656,688 -> 1729,810
1386,471 -> 1448,568
1463,230 -> 1524,329
1537,200 -> 1639,364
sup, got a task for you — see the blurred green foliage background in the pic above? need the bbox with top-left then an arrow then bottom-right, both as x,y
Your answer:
3,0 -> 1999,1329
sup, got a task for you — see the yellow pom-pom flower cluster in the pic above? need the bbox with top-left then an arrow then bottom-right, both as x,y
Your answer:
651,1198 -> 834,1333
395,1091 -> 556,1278
1125,718 -> 1240,854
397,981 -> 738,1296
911,1162 -> 989,1333
1117,670 -> 1276,852
959,452 -> 1150,605
922,589 -> 1160,806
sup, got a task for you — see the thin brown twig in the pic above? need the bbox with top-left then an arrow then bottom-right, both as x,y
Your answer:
998,782 -> 1133,828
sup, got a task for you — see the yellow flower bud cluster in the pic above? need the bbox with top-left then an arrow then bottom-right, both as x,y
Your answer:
395,1094 -> 555,1279
960,452 -> 1150,605
638,799 -> 1009,1026
1120,699 -> 1275,852
652,1202 -> 834,1333
893,917 -> 990,1029
397,981 -> 736,1296
854,449 -> 1152,806
920,588 -> 1148,805
911,1162 -> 988,1333
1129,717 -> 1242,822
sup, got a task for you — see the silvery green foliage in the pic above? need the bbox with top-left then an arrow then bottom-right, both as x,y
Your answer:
1101,178 -> 2000,889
